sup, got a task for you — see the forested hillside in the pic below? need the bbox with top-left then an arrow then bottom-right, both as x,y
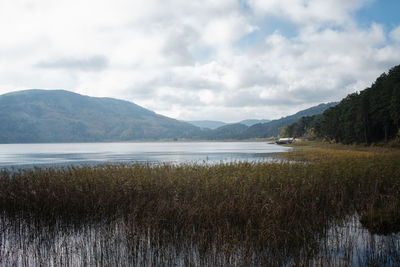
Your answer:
238,102 -> 337,139
189,123 -> 249,140
186,119 -> 270,130
186,120 -> 227,129
186,103 -> 336,140
0,90 -> 198,143
284,65 -> 400,144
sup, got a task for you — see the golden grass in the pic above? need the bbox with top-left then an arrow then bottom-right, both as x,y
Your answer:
279,140 -> 395,161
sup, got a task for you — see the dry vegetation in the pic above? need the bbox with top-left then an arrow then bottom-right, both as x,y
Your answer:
1,143 -> 400,265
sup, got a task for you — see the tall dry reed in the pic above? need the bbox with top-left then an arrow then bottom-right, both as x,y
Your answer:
0,147 -> 399,265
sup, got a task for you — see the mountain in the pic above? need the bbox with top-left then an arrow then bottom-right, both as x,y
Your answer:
185,103 -> 336,140
235,102 -> 338,139
0,89 -> 198,143
186,120 -> 227,129
187,119 -> 270,129
0,89 -> 339,143
238,119 -> 270,127
190,123 -> 249,140
240,102 -> 338,138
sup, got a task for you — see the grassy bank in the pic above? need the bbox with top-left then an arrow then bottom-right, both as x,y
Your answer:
1,144 -> 400,265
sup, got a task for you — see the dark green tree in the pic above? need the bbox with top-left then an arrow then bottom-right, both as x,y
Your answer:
286,64 -> 400,144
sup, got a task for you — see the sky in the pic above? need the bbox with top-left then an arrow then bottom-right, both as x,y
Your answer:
0,0 -> 399,122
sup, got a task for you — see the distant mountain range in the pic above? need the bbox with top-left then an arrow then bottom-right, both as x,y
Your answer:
186,120 -> 227,129
186,102 -> 338,140
239,119 -> 271,127
0,89 -> 337,143
237,102 -> 339,139
186,119 -> 270,129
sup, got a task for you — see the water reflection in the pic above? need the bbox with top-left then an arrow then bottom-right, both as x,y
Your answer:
0,142 -> 290,167
1,214 -> 399,266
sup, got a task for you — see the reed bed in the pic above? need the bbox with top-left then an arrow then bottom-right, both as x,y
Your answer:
1,147 -> 400,265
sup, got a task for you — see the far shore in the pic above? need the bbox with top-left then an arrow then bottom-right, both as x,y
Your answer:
0,137 -> 277,145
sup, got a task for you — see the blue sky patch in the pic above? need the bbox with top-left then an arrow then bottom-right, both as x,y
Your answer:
355,0 -> 400,30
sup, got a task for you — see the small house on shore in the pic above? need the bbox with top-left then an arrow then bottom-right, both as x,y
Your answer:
276,137 -> 295,144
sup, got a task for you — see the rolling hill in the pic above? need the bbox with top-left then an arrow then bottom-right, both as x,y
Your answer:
0,89 -> 198,143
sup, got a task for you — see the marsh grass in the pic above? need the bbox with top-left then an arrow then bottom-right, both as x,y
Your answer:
1,145 -> 400,265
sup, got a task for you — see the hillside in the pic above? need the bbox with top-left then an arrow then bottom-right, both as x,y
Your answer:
185,103 -> 335,140
236,102 -> 338,139
187,119 -> 270,129
0,89 -> 198,143
238,119 -> 270,127
189,123 -> 249,140
285,64 -> 400,144
186,120 -> 227,129
0,89 -> 341,143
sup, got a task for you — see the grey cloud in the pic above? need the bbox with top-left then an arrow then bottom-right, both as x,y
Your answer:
224,77 -> 356,108
224,91 -> 272,107
224,90 -> 304,107
130,72 -> 223,93
127,86 -> 157,98
163,41 -> 194,66
167,76 -> 222,90
161,26 -> 200,66
290,88 -> 344,104
238,68 -> 281,88
124,76 -> 220,108
126,85 -> 210,107
289,75 -> 357,103
158,93 -> 205,107
35,55 -> 109,72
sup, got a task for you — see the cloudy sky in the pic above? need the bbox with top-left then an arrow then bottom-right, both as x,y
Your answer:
1,0 -> 399,122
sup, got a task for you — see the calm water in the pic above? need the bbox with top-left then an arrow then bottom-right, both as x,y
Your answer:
0,142 -> 290,167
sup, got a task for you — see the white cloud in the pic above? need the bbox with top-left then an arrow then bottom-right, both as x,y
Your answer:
0,0 -> 399,122
390,26 -> 400,43
36,55 -> 109,71
247,0 -> 365,27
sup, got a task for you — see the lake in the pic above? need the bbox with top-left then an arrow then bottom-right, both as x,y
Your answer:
0,142 -> 290,167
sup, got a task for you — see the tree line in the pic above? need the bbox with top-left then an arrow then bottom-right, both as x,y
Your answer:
282,64 -> 400,144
